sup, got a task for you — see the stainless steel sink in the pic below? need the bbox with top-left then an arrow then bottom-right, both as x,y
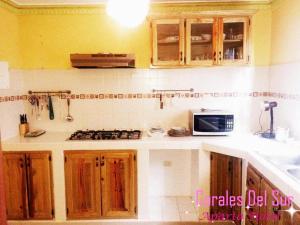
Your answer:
262,155 -> 300,167
256,152 -> 300,183
287,168 -> 300,180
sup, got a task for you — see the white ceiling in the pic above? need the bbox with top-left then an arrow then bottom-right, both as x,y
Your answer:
9,0 -> 272,6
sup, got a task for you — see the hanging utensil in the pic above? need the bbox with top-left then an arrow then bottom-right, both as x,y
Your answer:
28,95 -> 37,116
65,98 -> 74,122
36,98 -> 41,121
48,95 -> 54,120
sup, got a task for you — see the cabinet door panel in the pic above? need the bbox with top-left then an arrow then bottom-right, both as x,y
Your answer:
3,153 -> 28,220
210,152 -> 242,225
260,179 -> 278,225
246,166 -> 261,225
277,193 -> 292,225
211,153 -> 231,214
219,17 -> 249,65
26,152 -> 53,219
152,19 -> 185,66
186,18 -> 218,66
101,151 -> 136,218
291,204 -> 300,225
64,152 -> 101,219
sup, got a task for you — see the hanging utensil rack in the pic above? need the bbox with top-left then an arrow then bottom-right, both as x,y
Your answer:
28,90 -> 71,97
152,88 -> 194,93
152,88 -> 194,110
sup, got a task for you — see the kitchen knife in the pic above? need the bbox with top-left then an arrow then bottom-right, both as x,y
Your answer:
48,96 -> 54,120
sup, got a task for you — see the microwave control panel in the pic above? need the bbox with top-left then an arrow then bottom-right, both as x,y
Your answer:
225,115 -> 234,131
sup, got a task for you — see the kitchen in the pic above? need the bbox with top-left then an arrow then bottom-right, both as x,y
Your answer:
0,0 -> 300,224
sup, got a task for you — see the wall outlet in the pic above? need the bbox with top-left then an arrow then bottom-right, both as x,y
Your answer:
163,161 -> 172,167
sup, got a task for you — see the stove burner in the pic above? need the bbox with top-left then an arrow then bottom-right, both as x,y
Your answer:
68,130 -> 141,140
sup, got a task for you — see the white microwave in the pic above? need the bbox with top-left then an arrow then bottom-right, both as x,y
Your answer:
189,109 -> 234,136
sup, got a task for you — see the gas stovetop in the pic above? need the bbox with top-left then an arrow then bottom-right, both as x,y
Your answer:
68,130 -> 142,140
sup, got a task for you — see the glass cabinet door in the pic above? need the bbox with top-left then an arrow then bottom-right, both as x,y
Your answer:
219,17 -> 249,65
152,19 -> 184,66
186,18 -> 217,66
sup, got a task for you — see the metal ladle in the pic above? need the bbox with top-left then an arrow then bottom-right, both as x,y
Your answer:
65,98 -> 74,122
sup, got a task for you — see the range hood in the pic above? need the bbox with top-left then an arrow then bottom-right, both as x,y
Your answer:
70,53 -> 135,68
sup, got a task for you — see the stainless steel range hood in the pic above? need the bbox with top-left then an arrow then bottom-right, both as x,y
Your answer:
70,53 -> 135,68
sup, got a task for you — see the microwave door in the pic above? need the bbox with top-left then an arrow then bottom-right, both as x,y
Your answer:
198,118 -> 219,131
194,115 -> 226,132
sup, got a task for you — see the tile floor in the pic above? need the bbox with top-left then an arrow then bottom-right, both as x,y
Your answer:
148,196 -> 199,221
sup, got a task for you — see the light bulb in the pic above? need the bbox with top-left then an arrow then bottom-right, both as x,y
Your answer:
106,0 -> 150,28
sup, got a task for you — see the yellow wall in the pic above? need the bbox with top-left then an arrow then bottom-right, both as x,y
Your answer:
251,8 -> 272,66
0,3 -> 21,68
271,0 -> 300,64
1,1 -> 272,69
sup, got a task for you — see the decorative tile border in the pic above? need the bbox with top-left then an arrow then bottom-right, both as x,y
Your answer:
0,95 -> 27,103
1,92 -> 299,104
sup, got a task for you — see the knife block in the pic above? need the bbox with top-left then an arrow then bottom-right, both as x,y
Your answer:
19,123 -> 29,136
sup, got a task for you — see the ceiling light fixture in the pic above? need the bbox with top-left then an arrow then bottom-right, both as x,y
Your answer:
106,0 -> 150,28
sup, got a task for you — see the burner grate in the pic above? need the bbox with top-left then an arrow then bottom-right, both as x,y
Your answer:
68,130 -> 141,140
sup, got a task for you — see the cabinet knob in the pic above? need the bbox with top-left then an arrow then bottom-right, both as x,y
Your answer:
219,51 -> 222,61
214,51 -> 216,61
273,205 -> 281,215
180,51 -> 183,61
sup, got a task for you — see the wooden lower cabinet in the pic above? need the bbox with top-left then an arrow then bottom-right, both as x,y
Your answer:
3,151 -> 54,220
64,150 -> 137,219
101,152 -> 136,218
64,152 -> 101,219
3,153 -> 28,220
210,152 -> 242,225
293,205 -> 300,224
246,166 -> 261,225
246,164 -> 299,225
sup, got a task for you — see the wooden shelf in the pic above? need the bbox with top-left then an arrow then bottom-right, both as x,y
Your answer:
158,40 -> 179,45
223,39 -> 243,43
191,40 -> 212,45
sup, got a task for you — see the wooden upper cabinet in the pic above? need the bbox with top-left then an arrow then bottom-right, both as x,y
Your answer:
3,153 -> 28,220
219,17 -> 250,65
100,152 -> 136,218
186,18 -> 218,66
151,16 -> 250,67
26,152 -> 53,219
64,152 -> 101,219
152,19 -> 185,66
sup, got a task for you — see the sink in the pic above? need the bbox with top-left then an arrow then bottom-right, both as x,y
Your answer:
256,151 -> 300,183
287,168 -> 300,180
262,155 -> 300,167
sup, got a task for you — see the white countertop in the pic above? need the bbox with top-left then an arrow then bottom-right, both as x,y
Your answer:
2,132 -> 300,207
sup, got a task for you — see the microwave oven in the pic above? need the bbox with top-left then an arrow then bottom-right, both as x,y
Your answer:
189,109 -> 234,136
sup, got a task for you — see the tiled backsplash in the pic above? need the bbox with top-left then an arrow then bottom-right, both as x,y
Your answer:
269,61 -> 300,139
3,91 -> 300,102
2,91 -> 300,103
1,66 -> 273,139
0,70 -> 25,140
